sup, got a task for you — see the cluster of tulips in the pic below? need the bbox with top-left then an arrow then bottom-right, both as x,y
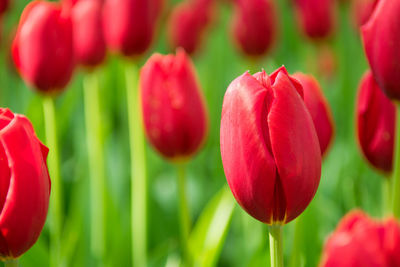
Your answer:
0,0 -> 399,266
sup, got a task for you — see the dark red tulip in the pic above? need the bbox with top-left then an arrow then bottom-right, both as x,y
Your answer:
361,0 -> 400,100
0,0 -> 9,16
12,1 -> 74,94
71,0 -> 106,67
293,73 -> 334,157
0,108 -> 50,260
220,66 -> 321,224
351,0 -> 378,27
140,49 -> 208,160
356,71 -> 395,173
320,210 -> 400,267
293,0 -> 335,39
231,0 -> 277,57
103,0 -> 162,57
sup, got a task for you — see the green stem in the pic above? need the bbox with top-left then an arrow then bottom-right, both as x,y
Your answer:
125,61 -> 147,267
269,225 -> 284,267
83,71 -> 106,263
392,104 -> 400,218
42,96 -> 62,267
4,259 -> 18,267
383,177 -> 392,216
289,217 -> 302,267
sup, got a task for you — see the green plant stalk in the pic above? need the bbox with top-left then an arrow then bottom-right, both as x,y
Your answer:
83,71 -> 106,263
125,62 -> 147,267
4,259 -> 18,267
43,96 -> 63,267
289,217 -> 302,267
269,225 -> 284,267
383,176 -> 392,216
392,104 -> 400,218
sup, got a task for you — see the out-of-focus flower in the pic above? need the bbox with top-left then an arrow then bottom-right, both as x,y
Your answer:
351,0 -> 378,27
0,108 -> 50,260
220,66 -> 321,225
0,0 -> 9,16
140,49 -> 208,161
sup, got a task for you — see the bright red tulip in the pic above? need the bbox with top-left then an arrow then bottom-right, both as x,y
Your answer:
231,0 -> 277,57
103,0 -> 162,57
12,1 -> 74,94
351,0 -> 378,27
293,0 -> 335,39
293,73 -> 334,157
320,210 -> 400,267
0,108 -> 50,260
220,66 -> 321,224
140,49 -> 208,161
361,0 -> 400,100
356,71 -> 395,173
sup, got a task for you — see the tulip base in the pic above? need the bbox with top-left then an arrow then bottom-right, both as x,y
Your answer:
269,225 -> 284,267
392,104 -> 400,218
4,259 -> 18,267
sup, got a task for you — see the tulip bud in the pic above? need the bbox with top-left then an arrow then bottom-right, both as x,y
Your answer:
0,108 -> 50,260
220,66 -> 321,225
293,73 -> 334,157
71,0 -> 106,68
12,1 -> 74,94
361,0 -> 400,100
231,0 -> 277,57
140,49 -> 208,161
293,0 -> 335,39
103,0 -> 162,57
350,0 -> 378,28
0,0 -> 9,16
356,71 -> 395,173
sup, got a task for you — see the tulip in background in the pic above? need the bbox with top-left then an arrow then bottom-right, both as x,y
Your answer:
0,0 -> 8,16
350,0 -> 378,28
220,66 -> 321,266
0,108 -> 50,266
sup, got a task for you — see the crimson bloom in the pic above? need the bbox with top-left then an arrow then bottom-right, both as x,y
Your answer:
0,108 -> 50,260
140,49 -> 208,161
361,0 -> 400,100
0,0 -> 9,16
220,66 -> 321,224
356,71 -> 395,173
351,0 -> 378,27
12,1 -> 74,94
293,73 -> 334,157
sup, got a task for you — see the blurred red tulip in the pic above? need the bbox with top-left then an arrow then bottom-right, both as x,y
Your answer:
294,0 -> 335,39
361,0 -> 400,100
0,0 -> 9,16
293,73 -> 334,157
12,1 -> 74,94
351,0 -> 378,27
72,0 -> 106,67
140,49 -> 208,161
0,108 -> 50,260
220,66 -> 321,224
103,0 -> 162,57
231,0 -> 277,57
320,210 -> 400,267
356,71 -> 395,173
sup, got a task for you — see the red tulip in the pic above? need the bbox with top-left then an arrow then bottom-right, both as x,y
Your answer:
103,0 -> 162,57
71,0 -> 106,67
351,0 -> 378,27
231,0 -> 277,57
12,1 -> 74,94
361,0 -> 400,100
0,0 -> 9,16
140,49 -> 208,160
293,0 -> 335,39
220,66 -> 321,224
293,73 -> 334,157
320,210 -> 400,267
356,71 -> 395,173
0,108 -> 50,259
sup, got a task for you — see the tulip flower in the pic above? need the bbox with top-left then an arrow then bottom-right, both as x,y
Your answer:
140,49 -> 208,160
12,1 -> 74,94
293,73 -> 334,157
0,108 -> 50,260
231,0 -> 277,57
0,0 -> 8,16
356,71 -> 395,173
320,210 -> 400,267
293,0 -> 335,39
351,0 -> 378,28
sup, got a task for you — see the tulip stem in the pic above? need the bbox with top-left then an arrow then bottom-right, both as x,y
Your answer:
125,61 -> 147,267
83,70 -> 106,263
43,96 -> 63,267
383,177 -> 392,216
392,104 -> 400,218
269,225 -> 284,267
4,259 -> 18,267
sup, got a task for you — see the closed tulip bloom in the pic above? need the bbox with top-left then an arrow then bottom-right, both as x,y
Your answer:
293,73 -> 334,157
361,0 -> 400,100
0,0 -> 9,16
220,66 -> 321,224
351,0 -> 378,27
231,0 -> 277,57
356,71 -> 395,173
0,108 -> 50,260
12,1 -> 74,94
140,49 -> 208,160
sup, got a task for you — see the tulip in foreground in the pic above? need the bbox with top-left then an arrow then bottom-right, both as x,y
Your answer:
351,0 -> 378,28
